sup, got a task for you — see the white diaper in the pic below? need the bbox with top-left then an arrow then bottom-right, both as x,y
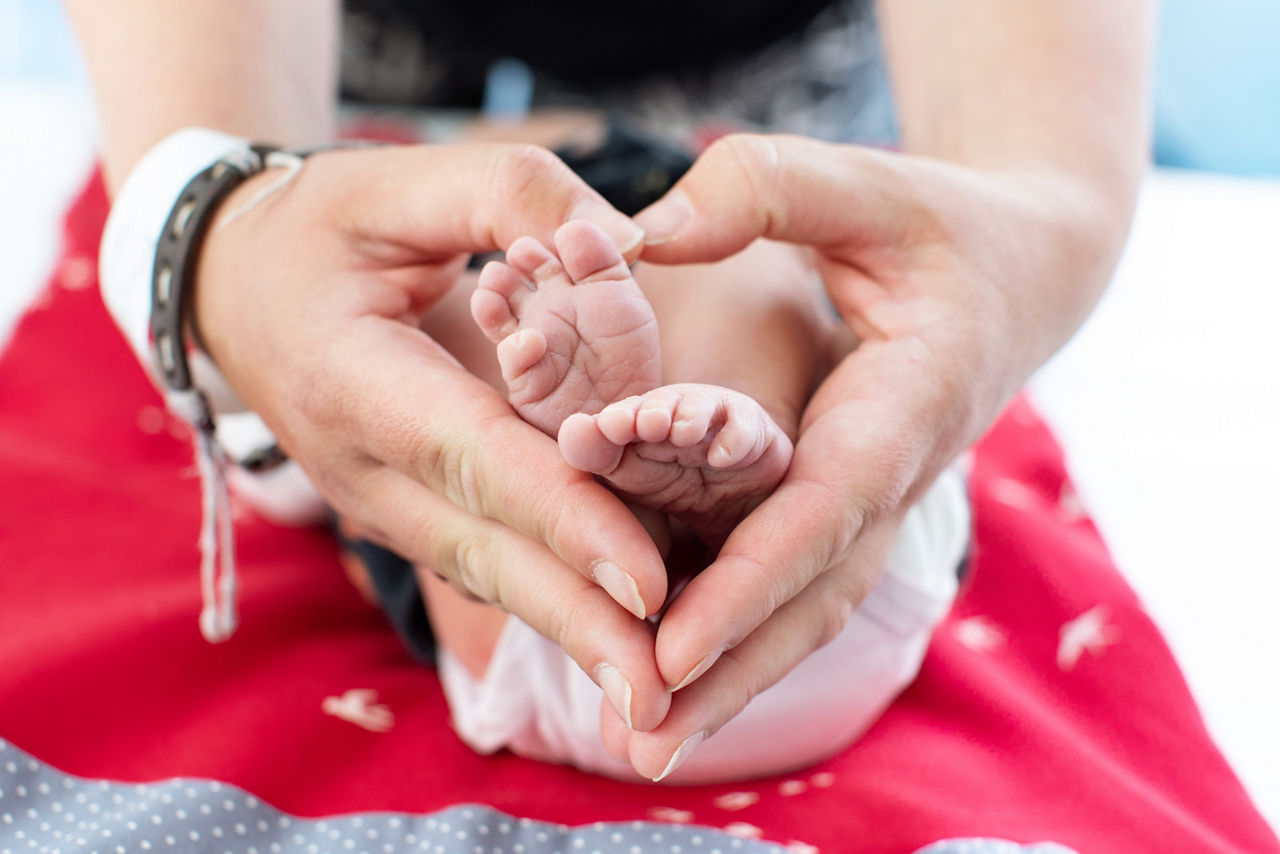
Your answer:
438,469 -> 970,784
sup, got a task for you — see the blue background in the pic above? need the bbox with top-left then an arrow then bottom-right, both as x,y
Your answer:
2,0 -> 1277,176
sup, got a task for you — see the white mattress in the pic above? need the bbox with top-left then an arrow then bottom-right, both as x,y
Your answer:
2,83 -> 1277,833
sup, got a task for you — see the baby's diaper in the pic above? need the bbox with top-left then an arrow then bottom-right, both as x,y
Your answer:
438,468 -> 970,784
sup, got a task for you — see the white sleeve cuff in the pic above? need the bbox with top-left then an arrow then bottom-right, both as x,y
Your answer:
98,127 -> 326,524
99,127 -> 253,382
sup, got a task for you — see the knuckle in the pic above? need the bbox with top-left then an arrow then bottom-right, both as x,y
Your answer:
469,144 -> 568,248
407,419 -> 486,513
707,134 -> 783,224
450,532 -> 494,600
549,589 -> 595,660
493,144 -> 566,203
538,481 -> 582,559
406,425 -> 451,491
815,596 -> 855,650
707,133 -> 769,169
855,442 -> 919,517
714,650 -> 761,725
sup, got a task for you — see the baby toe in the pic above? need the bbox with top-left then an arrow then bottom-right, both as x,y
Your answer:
669,393 -> 718,448
505,236 -> 565,286
471,263 -> 525,341
596,396 -> 646,445
635,391 -> 681,444
707,404 -> 770,469
559,413 -> 627,474
555,220 -> 631,284
495,328 -> 549,385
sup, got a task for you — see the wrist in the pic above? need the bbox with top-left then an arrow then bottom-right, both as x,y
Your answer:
99,128 -> 304,462
953,164 -> 1135,371
100,128 -> 257,379
187,165 -> 295,358
992,163 -> 1138,285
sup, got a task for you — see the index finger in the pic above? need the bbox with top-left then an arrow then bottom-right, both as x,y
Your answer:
616,513 -> 901,781
323,316 -> 670,619
337,461 -> 673,733
330,144 -> 647,261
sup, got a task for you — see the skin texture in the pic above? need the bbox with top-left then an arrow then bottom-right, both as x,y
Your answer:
473,221 -> 797,543
66,0 -> 340,194
600,0 -> 1154,779
68,1 -> 674,733
192,147 -> 675,733
67,0 -> 1153,779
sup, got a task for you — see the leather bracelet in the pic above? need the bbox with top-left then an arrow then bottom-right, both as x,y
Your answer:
149,145 -> 279,414
146,142 -> 301,643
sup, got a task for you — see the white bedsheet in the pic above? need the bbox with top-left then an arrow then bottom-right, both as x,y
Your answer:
1031,168 -> 1280,828
2,84 -> 1276,833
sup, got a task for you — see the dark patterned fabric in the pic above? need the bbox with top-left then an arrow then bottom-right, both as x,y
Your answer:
340,0 -> 896,146
341,0 -> 841,102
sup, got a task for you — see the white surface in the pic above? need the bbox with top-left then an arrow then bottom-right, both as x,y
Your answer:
0,83 -> 96,346
1,87 -> 1276,832
1030,169 -> 1280,830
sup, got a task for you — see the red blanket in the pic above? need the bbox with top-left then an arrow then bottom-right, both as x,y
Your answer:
0,173 -> 1274,854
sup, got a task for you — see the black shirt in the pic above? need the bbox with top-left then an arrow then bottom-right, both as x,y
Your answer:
342,0 -> 840,106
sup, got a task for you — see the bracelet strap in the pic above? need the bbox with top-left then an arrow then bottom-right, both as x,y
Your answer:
100,129 -> 324,643
150,145 -> 277,399
147,143 -> 286,644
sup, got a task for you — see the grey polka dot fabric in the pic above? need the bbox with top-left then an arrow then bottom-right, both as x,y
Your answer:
0,739 -> 1075,854
0,738 -> 784,854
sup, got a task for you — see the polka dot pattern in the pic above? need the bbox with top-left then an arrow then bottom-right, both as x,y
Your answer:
0,738 -> 1078,854
0,739 -> 792,854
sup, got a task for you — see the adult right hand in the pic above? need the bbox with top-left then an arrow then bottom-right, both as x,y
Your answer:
611,132 -> 1140,778
193,143 -> 673,731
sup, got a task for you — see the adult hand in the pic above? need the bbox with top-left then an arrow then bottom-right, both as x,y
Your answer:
194,143 -> 674,731
607,134 -> 1133,777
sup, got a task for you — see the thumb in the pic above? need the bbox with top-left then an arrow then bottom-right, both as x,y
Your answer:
634,134 -> 918,264
343,143 -> 646,259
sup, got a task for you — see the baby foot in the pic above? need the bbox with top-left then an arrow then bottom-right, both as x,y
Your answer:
558,384 -> 794,542
471,220 -> 661,437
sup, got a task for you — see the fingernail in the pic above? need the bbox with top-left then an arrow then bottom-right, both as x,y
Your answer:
594,663 -> 634,730
651,730 -> 707,782
633,190 -> 692,246
671,647 -> 724,692
708,441 -> 733,468
592,560 -> 647,619
570,199 -> 645,254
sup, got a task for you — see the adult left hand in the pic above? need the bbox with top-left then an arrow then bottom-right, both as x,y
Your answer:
602,133 -> 1138,779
